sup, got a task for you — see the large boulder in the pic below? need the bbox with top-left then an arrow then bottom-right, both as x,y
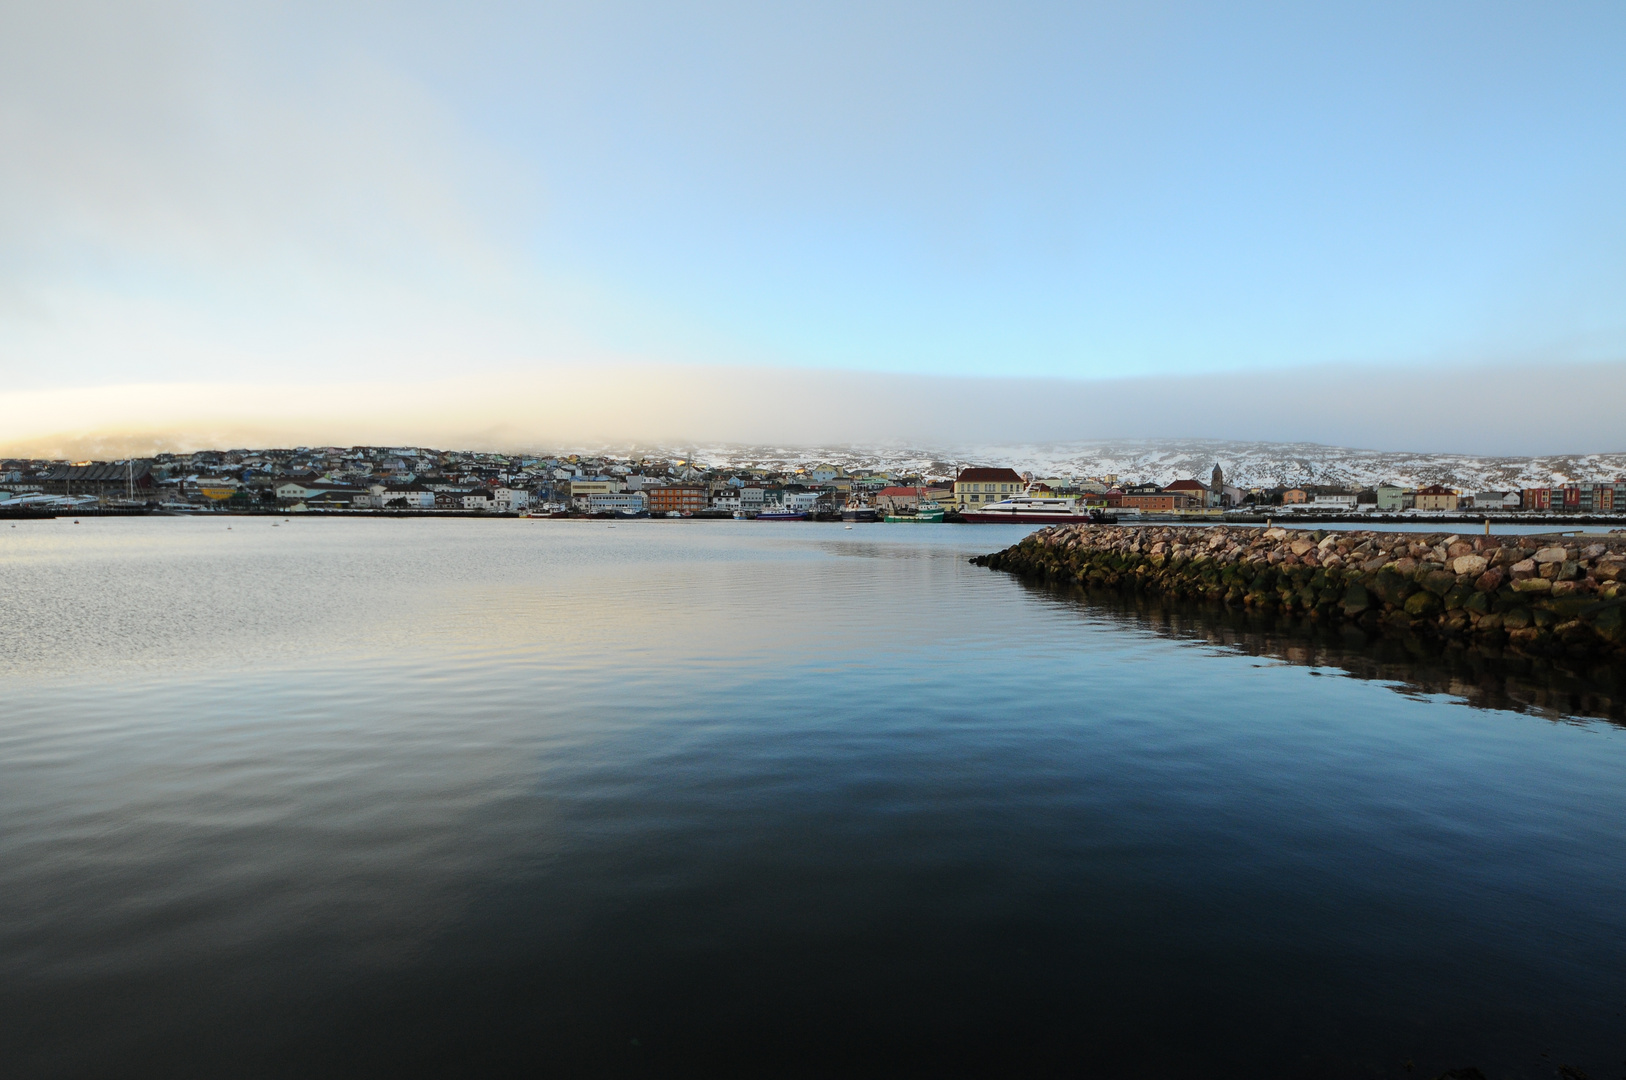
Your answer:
1404,591 -> 1442,617
1371,568 -> 1414,606
1594,604 -> 1626,645
1452,554 -> 1488,576
1512,577 -> 1553,594
1421,569 -> 1458,597
1534,546 -> 1569,564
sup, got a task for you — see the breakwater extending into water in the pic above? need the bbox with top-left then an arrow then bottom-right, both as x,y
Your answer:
974,525 -> 1626,659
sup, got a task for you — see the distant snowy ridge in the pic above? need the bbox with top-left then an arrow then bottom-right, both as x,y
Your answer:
631,439 -> 1626,490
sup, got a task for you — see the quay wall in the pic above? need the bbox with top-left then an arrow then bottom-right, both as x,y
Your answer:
972,525 -> 1626,659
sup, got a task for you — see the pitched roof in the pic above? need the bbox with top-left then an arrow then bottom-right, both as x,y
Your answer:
41,463 -> 152,482
956,467 -> 1024,484
1164,479 -> 1208,492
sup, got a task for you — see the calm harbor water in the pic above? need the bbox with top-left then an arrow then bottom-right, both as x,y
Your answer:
2,518 -> 1624,1078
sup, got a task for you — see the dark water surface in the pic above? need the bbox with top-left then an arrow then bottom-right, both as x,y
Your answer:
2,518 -> 1623,1079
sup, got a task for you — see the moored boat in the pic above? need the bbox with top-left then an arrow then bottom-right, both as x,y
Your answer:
842,495 -> 879,522
885,504 -> 946,523
962,495 -> 1115,525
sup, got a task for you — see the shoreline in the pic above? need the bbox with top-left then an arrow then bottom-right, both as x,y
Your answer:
973,524 -> 1626,662
10,505 -> 1626,529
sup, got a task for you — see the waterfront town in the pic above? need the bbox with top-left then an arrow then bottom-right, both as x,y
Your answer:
2,445 -> 1625,520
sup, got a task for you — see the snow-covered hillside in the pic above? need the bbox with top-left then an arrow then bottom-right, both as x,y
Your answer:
647,439 -> 1626,490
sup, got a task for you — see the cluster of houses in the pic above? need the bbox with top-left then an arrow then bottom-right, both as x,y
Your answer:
1,447 -> 1622,519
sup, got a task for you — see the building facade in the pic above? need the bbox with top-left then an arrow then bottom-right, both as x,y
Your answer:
586,492 -> 648,514
874,486 -> 930,513
646,485 -> 708,514
954,467 -> 1026,508
1414,485 -> 1458,511
1120,492 -> 1198,512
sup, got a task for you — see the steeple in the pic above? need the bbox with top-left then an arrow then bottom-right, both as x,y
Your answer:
1211,463 -> 1225,507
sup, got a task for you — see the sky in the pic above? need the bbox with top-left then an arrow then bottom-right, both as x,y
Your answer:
2,1 -> 1624,455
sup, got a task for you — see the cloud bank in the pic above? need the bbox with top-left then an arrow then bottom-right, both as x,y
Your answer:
2,360 -> 1620,460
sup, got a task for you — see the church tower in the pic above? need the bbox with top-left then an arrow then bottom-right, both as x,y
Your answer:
1210,463 -> 1225,508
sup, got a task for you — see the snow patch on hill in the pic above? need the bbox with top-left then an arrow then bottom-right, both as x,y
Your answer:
658,439 -> 1626,490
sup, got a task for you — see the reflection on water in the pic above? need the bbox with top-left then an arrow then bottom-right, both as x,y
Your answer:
3,520 -> 1626,1079
1020,577 -> 1626,725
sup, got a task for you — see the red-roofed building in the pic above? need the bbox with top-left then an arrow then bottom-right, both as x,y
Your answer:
1415,484 -> 1459,512
875,486 -> 931,513
1163,478 -> 1213,508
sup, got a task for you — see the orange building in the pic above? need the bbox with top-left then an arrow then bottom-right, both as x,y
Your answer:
646,485 -> 708,514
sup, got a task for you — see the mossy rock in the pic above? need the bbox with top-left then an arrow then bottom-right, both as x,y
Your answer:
1594,604 -> 1626,645
1463,590 -> 1491,615
1544,596 -> 1599,619
1372,569 -> 1414,606
1422,569 -> 1458,597
1443,584 -> 1473,611
1341,582 -> 1371,615
1404,591 -> 1441,617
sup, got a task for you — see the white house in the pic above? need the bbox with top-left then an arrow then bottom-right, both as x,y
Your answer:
781,491 -> 821,513
1469,491 -> 1521,510
381,485 -> 436,509
710,487 -> 741,511
462,490 -> 493,511
491,487 -> 529,512
586,491 -> 647,514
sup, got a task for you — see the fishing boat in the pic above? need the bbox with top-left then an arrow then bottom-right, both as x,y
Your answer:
885,503 -> 946,523
842,496 -> 879,523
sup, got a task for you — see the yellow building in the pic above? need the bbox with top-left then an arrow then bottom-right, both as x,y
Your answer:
1413,485 -> 1459,511
954,467 -> 1026,508
196,478 -> 240,501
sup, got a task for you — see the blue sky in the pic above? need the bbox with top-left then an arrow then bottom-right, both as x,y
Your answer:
1,2 -> 1624,450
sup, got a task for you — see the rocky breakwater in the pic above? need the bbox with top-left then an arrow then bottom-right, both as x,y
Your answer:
972,525 -> 1626,659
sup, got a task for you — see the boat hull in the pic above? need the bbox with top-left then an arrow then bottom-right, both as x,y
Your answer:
962,510 -> 1115,524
